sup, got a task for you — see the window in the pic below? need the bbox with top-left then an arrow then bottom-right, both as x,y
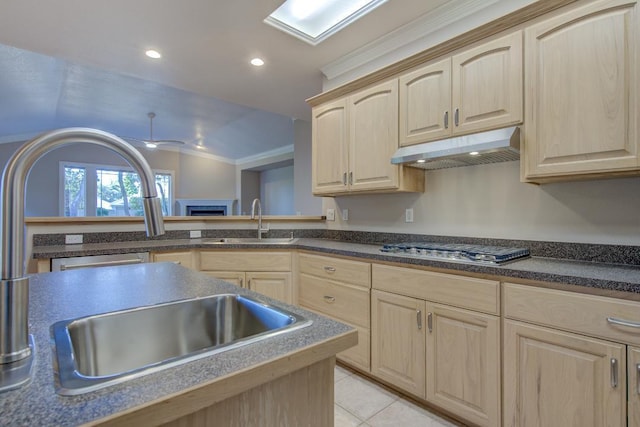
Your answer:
61,162 -> 174,217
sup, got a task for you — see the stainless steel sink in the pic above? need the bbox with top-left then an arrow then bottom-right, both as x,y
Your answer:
202,237 -> 299,244
51,294 -> 311,395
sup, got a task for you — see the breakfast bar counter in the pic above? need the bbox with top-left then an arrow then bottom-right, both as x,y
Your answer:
0,262 -> 356,426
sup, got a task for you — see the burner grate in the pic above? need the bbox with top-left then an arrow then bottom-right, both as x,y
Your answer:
380,242 -> 530,265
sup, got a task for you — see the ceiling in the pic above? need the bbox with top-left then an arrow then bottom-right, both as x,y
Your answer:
0,0 -> 475,161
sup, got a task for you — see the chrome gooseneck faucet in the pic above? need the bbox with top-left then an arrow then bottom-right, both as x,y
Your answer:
0,128 -> 165,392
250,198 -> 269,240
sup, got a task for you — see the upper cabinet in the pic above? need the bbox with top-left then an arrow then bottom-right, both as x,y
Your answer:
522,0 -> 640,183
399,31 -> 523,146
312,80 -> 424,196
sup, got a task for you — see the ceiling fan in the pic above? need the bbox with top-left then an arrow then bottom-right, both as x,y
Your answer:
124,112 -> 186,149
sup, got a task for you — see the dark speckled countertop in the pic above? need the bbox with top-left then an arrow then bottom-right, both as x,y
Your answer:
0,262 -> 354,426
32,237 -> 640,296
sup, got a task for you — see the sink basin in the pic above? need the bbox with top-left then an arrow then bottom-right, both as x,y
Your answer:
51,294 -> 311,395
203,237 -> 299,244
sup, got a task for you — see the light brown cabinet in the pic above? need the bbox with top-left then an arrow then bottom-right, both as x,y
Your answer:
399,31 -> 523,146
151,250 -> 195,270
371,264 -> 501,426
371,289 -> 426,398
312,80 -> 424,196
426,302 -> 500,427
298,253 -> 371,371
199,251 -> 293,304
503,319 -> 626,427
522,0 -> 640,182
503,282 -> 640,427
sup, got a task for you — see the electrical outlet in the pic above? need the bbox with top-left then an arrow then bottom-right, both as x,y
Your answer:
189,230 -> 202,239
326,208 -> 335,221
405,208 -> 414,223
342,209 -> 349,221
65,234 -> 83,244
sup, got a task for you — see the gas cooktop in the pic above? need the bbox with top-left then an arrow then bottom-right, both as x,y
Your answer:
380,242 -> 530,265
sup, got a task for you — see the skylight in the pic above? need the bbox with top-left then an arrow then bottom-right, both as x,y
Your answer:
264,0 -> 388,46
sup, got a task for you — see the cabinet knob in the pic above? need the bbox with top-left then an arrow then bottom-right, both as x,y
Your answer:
323,266 -> 336,273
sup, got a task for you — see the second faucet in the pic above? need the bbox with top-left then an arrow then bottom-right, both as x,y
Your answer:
250,198 -> 269,240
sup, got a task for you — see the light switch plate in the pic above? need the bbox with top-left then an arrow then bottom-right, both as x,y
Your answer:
65,234 -> 83,244
342,209 -> 349,221
405,208 -> 414,223
189,230 -> 202,238
326,209 -> 335,221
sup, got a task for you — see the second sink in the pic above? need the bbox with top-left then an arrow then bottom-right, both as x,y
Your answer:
203,237 -> 298,244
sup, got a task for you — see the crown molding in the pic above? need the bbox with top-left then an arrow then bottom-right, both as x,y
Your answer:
235,144 -> 294,166
321,0 -> 498,82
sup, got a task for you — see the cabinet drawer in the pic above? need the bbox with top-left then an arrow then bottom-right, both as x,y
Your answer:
299,274 -> 370,328
152,251 -> 194,269
199,251 -> 291,272
372,264 -> 499,315
504,282 -> 640,346
299,253 -> 371,288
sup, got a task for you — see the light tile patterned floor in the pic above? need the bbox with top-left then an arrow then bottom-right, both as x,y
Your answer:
334,365 -> 462,427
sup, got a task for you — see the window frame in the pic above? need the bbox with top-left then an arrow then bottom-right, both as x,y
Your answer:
59,161 -> 175,217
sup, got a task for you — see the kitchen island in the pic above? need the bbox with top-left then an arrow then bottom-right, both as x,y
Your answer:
0,262 -> 356,426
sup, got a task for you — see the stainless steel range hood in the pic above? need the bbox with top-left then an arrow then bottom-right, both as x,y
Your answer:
391,126 -> 520,170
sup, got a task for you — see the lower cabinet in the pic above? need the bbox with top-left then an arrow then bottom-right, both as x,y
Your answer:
199,251 -> 293,304
151,250 -> 195,269
371,290 -> 426,398
503,319 -> 626,427
371,264 -> 501,427
503,282 -> 640,427
426,303 -> 500,427
298,252 -> 371,372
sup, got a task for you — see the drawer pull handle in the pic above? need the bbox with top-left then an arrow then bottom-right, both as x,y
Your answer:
343,172 -> 347,185
611,358 -> 618,388
607,317 -> 640,328
323,266 -> 336,273
417,310 -> 422,330
443,111 -> 449,129
454,108 -> 459,126
637,364 -> 640,395
427,312 -> 433,333
323,296 -> 336,304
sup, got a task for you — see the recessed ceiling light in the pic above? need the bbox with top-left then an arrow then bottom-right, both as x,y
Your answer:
145,49 -> 162,59
144,142 -> 158,148
416,159 -> 426,163
196,144 -> 206,150
250,58 -> 265,67
265,0 -> 388,45
469,151 -> 480,156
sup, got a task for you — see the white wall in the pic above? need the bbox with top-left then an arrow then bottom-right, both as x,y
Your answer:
261,166 -> 294,215
294,119 -> 322,215
322,162 -> 640,245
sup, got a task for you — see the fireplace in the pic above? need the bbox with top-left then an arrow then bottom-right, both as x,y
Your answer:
175,199 -> 236,216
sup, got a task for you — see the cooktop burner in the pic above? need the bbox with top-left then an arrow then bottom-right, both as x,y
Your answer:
380,242 -> 530,265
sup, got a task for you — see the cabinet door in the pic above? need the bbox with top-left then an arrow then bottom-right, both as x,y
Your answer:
503,319 -> 626,427
399,58 -> 452,145
247,272 -> 292,304
312,98 -> 349,195
452,30 -> 523,135
201,271 -> 246,288
349,80 -> 400,191
371,290 -> 426,398
630,346 -> 640,427
523,0 -> 639,180
425,303 -> 500,427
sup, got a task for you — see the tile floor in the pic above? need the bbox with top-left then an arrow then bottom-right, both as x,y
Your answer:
334,365 -> 463,427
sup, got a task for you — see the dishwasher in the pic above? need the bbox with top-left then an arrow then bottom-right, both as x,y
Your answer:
51,252 -> 150,271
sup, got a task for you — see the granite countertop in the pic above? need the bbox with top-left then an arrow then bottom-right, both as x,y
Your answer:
0,262 -> 354,426
32,237 -> 640,295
